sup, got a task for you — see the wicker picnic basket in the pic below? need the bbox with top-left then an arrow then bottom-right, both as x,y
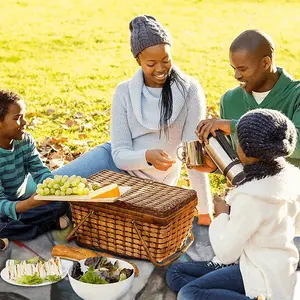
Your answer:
67,170 -> 197,267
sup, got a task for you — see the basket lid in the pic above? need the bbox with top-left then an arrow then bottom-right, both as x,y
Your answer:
88,170 -> 197,218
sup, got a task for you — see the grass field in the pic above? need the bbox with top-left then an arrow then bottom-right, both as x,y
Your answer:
1,0 -> 300,190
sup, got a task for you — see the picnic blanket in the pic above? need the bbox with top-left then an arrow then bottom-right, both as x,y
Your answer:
0,219 -> 299,300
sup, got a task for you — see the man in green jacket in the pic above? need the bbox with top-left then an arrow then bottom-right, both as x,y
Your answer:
196,29 -> 300,170
196,29 -> 300,261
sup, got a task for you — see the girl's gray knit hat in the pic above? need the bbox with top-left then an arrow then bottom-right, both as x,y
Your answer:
237,108 -> 297,160
129,15 -> 171,58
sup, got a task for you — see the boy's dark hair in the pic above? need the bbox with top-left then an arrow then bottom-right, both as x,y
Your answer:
0,90 -> 22,121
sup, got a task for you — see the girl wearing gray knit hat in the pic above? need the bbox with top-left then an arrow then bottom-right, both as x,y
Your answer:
50,15 -> 213,226
167,109 -> 300,299
167,109 -> 300,300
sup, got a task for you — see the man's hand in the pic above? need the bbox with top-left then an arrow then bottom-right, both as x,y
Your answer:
16,194 -> 51,213
213,194 -> 230,217
189,149 -> 218,173
196,118 -> 232,145
146,149 -> 176,171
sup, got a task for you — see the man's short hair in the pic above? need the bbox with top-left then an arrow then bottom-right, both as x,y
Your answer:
230,29 -> 275,59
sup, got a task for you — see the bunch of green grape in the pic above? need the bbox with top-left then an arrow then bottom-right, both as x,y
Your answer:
36,175 -> 100,196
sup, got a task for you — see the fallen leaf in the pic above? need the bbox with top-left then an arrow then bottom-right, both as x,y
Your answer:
71,140 -> 88,146
65,120 -> 75,127
74,119 -> 83,125
39,137 -> 52,148
74,112 -> 84,119
91,110 -> 109,117
48,151 -> 64,160
47,108 -> 55,115
49,158 -> 65,169
91,111 -> 102,116
51,137 -> 69,144
36,135 -> 87,171
83,122 -> 92,130
50,144 -> 63,151
79,134 -> 88,139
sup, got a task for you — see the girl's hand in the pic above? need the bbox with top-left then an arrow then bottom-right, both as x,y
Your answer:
213,194 -> 230,217
146,149 -> 176,171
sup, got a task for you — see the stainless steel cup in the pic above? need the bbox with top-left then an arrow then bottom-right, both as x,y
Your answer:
177,140 -> 203,166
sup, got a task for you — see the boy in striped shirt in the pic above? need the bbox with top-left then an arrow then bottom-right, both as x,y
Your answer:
0,90 -> 70,241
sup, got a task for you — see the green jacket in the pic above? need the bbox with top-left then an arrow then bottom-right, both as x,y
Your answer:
221,67 -> 300,167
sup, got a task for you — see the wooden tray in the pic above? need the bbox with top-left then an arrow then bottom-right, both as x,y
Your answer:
34,186 -> 131,203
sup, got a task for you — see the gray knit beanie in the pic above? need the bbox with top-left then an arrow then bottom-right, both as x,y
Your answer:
237,109 -> 297,160
129,15 -> 171,58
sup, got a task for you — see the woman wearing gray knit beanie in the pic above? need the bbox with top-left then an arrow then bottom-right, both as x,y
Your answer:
50,15 -> 213,225
167,108 -> 300,300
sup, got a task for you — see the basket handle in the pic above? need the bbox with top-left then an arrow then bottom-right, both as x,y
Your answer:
132,220 -> 194,267
67,210 -> 94,241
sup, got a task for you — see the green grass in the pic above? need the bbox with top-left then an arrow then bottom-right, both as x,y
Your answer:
1,0 -> 300,192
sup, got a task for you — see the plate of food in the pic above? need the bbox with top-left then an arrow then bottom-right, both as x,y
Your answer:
0,256 -> 72,287
33,175 -> 131,203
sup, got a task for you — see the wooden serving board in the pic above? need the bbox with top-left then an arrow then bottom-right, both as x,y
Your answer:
34,186 -> 131,203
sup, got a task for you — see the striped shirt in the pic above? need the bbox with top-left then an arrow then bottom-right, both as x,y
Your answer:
0,133 -> 52,220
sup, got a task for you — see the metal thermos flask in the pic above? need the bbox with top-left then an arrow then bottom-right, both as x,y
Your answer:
204,131 -> 245,185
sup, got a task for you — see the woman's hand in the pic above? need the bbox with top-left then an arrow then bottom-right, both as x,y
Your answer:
146,149 -> 176,171
213,194 -> 230,217
196,118 -> 231,145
